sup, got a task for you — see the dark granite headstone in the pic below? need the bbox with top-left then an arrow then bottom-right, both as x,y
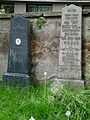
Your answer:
3,16 -> 30,87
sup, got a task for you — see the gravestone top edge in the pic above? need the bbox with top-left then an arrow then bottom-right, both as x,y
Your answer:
4,73 -> 30,78
62,4 -> 82,11
11,16 -> 27,21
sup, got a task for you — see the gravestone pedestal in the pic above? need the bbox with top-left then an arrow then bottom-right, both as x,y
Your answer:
3,73 -> 30,87
3,16 -> 30,87
58,4 -> 84,87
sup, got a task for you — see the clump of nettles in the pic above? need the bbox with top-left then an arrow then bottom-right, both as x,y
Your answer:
36,13 -> 47,29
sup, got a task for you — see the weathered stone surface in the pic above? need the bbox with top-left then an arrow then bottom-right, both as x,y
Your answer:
58,4 -> 82,80
83,16 -> 90,88
43,11 -> 62,17
13,12 -> 42,18
0,32 -> 9,54
82,43 -> 90,88
0,11 -> 89,87
83,18 -> 90,42
0,16 -> 61,80
30,18 -> 60,80
0,20 -> 10,75
0,14 -> 12,19
53,78 -> 84,88
0,54 -> 8,75
0,20 -> 10,31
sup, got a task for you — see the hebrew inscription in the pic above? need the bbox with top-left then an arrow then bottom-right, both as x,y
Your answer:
58,4 -> 82,80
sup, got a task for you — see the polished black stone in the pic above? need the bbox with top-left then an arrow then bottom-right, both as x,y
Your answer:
3,73 -> 30,87
8,16 -> 30,74
3,16 -> 30,87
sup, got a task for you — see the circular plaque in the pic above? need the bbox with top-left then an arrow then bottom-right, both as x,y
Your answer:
16,38 -> 21,45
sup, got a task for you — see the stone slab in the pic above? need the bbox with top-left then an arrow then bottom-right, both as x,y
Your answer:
54,78 -> 84,88
0,14 -> 12,19
7,16 -> 30,74
3,73 -> 30,87
58,4 -> 82,80
43,11 -> 62,17
13,12 -> 42,18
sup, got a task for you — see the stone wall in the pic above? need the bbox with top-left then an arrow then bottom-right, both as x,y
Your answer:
14,2 -> 26,14
82,11 -> 90,87
0,11 -> 90,87
0,16 -> 10,76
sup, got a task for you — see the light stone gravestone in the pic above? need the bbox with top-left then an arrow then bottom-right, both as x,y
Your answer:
58,4 -> 84,87
3,16 -> 31,87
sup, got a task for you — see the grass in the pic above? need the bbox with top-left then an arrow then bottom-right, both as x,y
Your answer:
0,81 -> 90,120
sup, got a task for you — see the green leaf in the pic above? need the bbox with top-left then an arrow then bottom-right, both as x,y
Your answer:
37,24 -> 42,29
37,13 -> 41,16
39,17 -> 44,20
42,21 -> 47,24
36,18 -> 39,21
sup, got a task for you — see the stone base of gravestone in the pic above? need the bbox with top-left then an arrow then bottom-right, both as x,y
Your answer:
55,79 -> 84,88
3,73 -> 30,87
54,78 -> 84,88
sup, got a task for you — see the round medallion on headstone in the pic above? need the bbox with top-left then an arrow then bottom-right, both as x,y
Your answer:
16,38 -> 21,45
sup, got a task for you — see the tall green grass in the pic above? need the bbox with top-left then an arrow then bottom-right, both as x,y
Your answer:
0,82 -> 90,120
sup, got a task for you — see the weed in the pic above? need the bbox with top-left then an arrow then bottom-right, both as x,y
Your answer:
0,82 -> 89,120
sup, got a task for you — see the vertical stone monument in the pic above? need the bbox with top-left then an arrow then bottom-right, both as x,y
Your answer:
58,4 -> 84,86
3,16 -> 30,87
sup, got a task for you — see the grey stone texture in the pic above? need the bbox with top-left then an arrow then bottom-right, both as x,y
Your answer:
0,11 -> 90,87
58,4 -> 82,80
53,78 -> 84,88
83,16 -> 90,88
30,18 -> 60,80
0,19 -> 10,75
14,3 -> 26,14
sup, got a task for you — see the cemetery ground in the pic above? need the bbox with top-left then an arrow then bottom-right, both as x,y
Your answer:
0,78 -> 90,120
